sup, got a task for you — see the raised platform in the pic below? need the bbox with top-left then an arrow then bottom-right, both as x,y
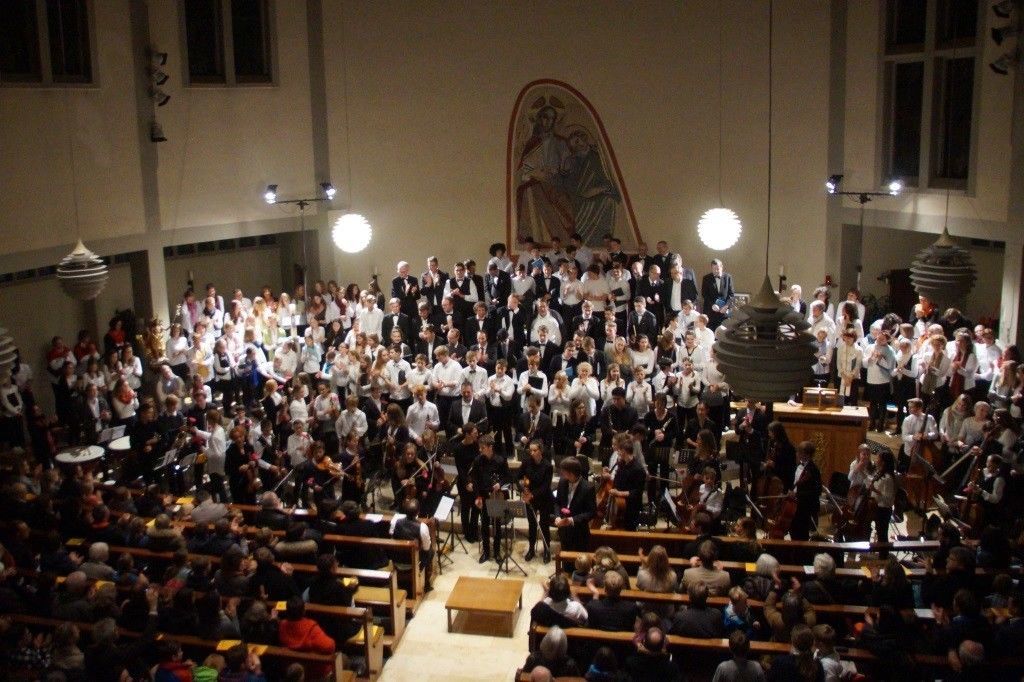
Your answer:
445,576 -> 525,638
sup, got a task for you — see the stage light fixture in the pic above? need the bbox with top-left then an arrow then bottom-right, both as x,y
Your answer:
993,0 -> 1015,19
320,182 -> 337,200
887,179 -> 903,195
150,120 -> 167,143
264,185 -> 278,204
152,89 -> 170,107
151,68 -> 169,86
150,49 -> 168,66
825,174 -> 843,194
992,25 -> 1020,45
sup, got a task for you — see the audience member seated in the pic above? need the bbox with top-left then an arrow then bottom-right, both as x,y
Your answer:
764,588 -> 815,643
723,586 -> 759,639
712,631 -> 765,682
765,624 -> 823,682
670,581 -> 724,638
681,540 -> 731,596
277,596 -> 336,680
624,626 -> 681,682
522,625 -> 582,678
531,574 -> 588,627
584,571 -> 639,631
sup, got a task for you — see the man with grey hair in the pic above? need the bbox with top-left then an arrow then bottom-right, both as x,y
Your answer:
54,571 -> 93,621
190,487 -> 228,525
392,260 -> 420,317
80,542 -> 116,581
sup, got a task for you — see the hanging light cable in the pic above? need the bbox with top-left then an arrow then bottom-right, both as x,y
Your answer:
55,91 -> 108,300
332,7 -> 373,254
713,0 -> 817,402
697,3 -> 742,251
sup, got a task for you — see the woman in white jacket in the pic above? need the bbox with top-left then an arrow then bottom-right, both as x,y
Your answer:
569,361 -> 600,417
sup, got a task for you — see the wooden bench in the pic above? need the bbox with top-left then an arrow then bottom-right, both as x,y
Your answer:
556,550 -> 1008,584
62,542 -> 385,677
588,527 -> 940,562
171,520 -> 412,638
8,613 -> 353,681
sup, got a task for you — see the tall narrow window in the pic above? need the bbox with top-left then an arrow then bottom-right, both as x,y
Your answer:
231,0 -> 271,82
184,0 -> 225,83
0,1 -> 42,82
183,0 -> 272,86
47,0 -> 92,82
881,0 -> 979,190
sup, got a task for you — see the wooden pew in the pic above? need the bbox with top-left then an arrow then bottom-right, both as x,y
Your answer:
555,550 -> 1008,583
63,542 -> 385,677
8,613 -> 354,681
588,527 -> 940,562
171,520 -> 412,637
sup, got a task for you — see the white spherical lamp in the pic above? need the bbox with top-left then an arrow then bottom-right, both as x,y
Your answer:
331,213 -> 373,253
697,207 -> 742,251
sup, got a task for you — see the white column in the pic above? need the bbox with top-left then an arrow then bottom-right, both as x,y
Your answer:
1000,242 -> 1022,346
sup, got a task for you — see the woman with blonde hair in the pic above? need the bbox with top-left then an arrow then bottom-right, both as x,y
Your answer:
569,360 -> 600,417
637,544 -> 677,620
548,371 -> 572,426
589,546 -> 630,587
609,337 -> 632,374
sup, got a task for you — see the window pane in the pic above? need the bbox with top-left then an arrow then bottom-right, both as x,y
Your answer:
231,0 -> 271,82
886,0 -> 927,53
47,0 -> 92,82
185,0 -> 225,83
890,61 -> 924,181
933,57 -> 974,181
936,0 -> 977,47
0,0 -> 42,82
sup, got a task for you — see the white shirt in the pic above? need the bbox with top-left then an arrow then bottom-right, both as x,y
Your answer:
518,370 -> 549,408
358,305 -> 384,337
432,359 -> 464,397
901,412 -> 938,450
286,432 -> 312,467
486,374 -> 516,407
461,365 -> 488,397
385,359 -> 413,400
336,409 -> 368,440
197,425 -> 227,476
581,274 -> 611,312
569,376 -> 600,416
530,313 -> 562,346
389,514 -> 432,551
406,400 -> 440,438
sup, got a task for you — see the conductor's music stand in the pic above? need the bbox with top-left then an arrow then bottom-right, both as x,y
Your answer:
487,497 -> 527,578
434,495 -> 464,573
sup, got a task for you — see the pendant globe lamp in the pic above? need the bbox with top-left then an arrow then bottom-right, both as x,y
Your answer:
56,239 -> 109,300
909,227 -> 977,305
332,213 -> 373,253
713,276 -> 818,401
697,0 -> 742,251
712,0 -> 816,402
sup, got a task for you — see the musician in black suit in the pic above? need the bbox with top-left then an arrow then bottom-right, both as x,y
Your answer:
76,383 -> 111,445
572,300 -> 603,341
660,265 -> 699,323
471,434 -> 510,563
410,302 -> 439,341
495,329 -> 522,374
381,298 -> 412,346
391,262 -> 420,317
626,297 -> 659,346
634,265 -> 664,326
415,325 -> 441,365
463,301 -> 498,343
447,382 -> 487,435
420,257 -> 448,313
496,294 -> 530,346
518,395 -> 553,449
700,258 -> 735,330
547,341 -> 578,381
553,457 -> 596,552
609,432 -> 647,531
359,385 -> 387,443
518,439 -> 554,562
534,262 -> 561,311
790,440 -> 822,541
485,262 -> 513,310
453,423 -> 481,543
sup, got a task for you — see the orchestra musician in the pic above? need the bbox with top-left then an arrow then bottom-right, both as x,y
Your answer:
867,449 -> 897,550
600,387 -> 637,451
392,442 -> 428,509
453,422 -> 481,543
760,421 -> 796,492
696,465 -> 725,534
964,454 -> 1009,530
848,444 -> 872,490
900,398 -> 938,472
472,434 -> 509,563
518,395 -> 553,455
518,439 -> 554,562
553,456 -> 596,552
608,432 -> 647,531
337,431 -> 364,503
790,441 -> 822,541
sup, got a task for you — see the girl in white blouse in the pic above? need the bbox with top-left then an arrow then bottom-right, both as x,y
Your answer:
548,371 -> 572,426
102,350 -> 123,394
78,358 -> 106,394
629,335 -> 656,374
569,361 -> 600,417
278,292 -> 296,338
111,379 -> 138,425
599,363 -> 626,405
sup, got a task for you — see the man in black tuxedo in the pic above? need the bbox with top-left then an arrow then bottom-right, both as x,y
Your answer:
635,264 -> 664,326
463,301 -> 497,343
572,300 -> 602,341
534,261 -> 561,312
420,256 -> 448,313
547,339 -> 578,381
415,325 -> 440,365
391,261 -> 420,317
553,457 -> 596,552
517,395 -> 553,450
381,297 -> 412,346
410,302 -> 440,341
485,261 -> 512,311
700,258 -> 735,330
447,382 -> 487,436
790,440 -> 822,541
605,237 -> 627,272
438,296 -> 466,338
495,329 -> 522,372
651,240 -> 676,275
626,297 -> 659,346
359,385 -> 387,442
496,294 -> 530,346
660,265 -> 699,323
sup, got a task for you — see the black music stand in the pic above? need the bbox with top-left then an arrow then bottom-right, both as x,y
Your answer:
488,497 -> 527,578
434,495 -> 464,573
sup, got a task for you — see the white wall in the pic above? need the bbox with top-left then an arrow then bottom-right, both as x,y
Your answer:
857,226 -> 1004,323
164,247 -> 284,313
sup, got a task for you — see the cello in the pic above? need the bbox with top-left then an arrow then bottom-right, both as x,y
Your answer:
591,461 -> 619,529
769,464 -> 810,540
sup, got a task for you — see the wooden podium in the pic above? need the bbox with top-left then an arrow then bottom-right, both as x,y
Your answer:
772,402 -> 869,483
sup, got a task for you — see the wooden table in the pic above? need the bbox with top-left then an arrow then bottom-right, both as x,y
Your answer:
445,576 -> 524,637
772,402 -> 869,482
